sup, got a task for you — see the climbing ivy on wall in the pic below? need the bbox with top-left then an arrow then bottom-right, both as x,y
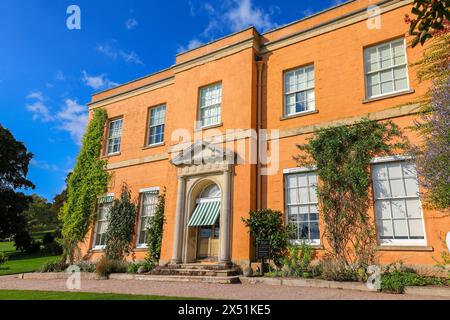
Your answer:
60,108 -> 109,263
105,183 -> 137,261
296,119 -> 408,268
146,188 -> 166,267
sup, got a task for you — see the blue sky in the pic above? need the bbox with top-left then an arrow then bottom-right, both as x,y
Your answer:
0,0 -> 346,201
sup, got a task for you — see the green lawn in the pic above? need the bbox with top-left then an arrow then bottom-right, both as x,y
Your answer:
0,290 -> 201,300
0,241 -> 61,276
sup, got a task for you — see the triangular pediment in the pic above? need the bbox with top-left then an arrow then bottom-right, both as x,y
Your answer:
171,140 -> 235,167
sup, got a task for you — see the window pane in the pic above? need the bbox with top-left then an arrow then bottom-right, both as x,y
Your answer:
379,44 -> 392,69
378,220 -> 394,238
390,179 -> 405,197
391,200 -> 407,219
392,40 -> 406,65
375,200 -> 391,219
408,219 -> 424,238
406,199 -> 421,218
387,162 -> 402,178
284,65 -> 315,116
364,47 -> 378,72
374,180 -> 390,198
393,220 -> 409,238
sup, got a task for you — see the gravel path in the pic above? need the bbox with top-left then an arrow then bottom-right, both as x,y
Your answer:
0,275 -> 446,300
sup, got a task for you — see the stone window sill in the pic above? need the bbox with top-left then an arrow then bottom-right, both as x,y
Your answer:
362,89 -> 415,104
142,142 -> 165,150
280,110 -> 319,121
377,245 -> 433,252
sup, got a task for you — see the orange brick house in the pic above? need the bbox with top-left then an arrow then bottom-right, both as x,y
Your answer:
79,0 -> 450,269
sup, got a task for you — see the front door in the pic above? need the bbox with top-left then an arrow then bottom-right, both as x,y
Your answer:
197,221 -> 220,260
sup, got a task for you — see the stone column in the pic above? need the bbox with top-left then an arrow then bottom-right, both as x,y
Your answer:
219,169 -> 231,263
171,176 -> 186,264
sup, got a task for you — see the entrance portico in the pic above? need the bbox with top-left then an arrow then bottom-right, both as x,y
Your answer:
170,141 -> 234,265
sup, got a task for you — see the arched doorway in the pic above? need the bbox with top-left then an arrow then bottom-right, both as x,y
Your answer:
188,183 -> 221,260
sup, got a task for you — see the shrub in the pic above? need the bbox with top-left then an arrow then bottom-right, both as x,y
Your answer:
104,184 -> 137,261
13,230 -> 33,253
316,260 -> 359,282
146,189 -> 166,267
75,261 -> 96,273
40,260 -> 68,273
281,243 -> 316,277
0,252 -> 8,266
127,260 -> 154,274
41,232 -> 63,255
95,256 -> 127,277
381,262 -> 447,294
242,209 -> 295,268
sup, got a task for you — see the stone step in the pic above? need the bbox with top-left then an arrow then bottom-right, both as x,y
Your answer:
110,273 -> 241,284
149,268 -> 238,277
157,263 -> 235,271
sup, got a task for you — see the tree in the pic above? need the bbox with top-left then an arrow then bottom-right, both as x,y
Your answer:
23,194 -> 59,233
296,119 -> 408,268
0,124 -> 34,240
60,108 -> 109,263
104,184 -> 137,261
242,209 -> 295,268
405,0 -> 449,47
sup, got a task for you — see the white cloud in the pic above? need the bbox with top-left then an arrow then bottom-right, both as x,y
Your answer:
300,8 -> 314,18
27,90 -> 44,101
125,18 -> 138,30
26,101 -> 53,122
26,91 -> 53,122
177,39 -> 204,54
25,92 -> 88,145
97,41 -> 144,66
30,159 -> 59,171
224,0 -> 278,32
82,70 -> 118,90
56,99 -> 89,145
180,0 -> 279,53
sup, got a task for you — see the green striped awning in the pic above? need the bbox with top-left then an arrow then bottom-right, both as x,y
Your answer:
188,201 -> 221,227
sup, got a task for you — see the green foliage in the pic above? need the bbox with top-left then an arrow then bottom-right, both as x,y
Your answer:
411,31 -> 450,211
315,260 -> 360,282
380,262 -> 446,293
296,119 -> 407,267
23,195 -> 59,233
0,124 -> 34,241
104,184 -> 137,261
0,252 -> 8,266
242,209 -> 295,267
74,261 -> 97,273
127,260 -> 154,274
60,108 -> 109,263
281,243 -> 316,277
14,231 -> 41,254
406,0 -> 449,47
95,256 -> 127,277
40,260 -> 68,273
146,189 -> 166,267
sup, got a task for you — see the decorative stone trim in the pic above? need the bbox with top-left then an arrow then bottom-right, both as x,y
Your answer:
377,245 -> 434,252
106,153 -> 169,170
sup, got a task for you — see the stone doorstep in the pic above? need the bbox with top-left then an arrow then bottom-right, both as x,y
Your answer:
149,268 -> 237,277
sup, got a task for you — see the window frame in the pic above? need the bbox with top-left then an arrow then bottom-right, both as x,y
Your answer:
146,104 -> 166,147
283,64 -> 316,118
283,166 -> 321,245
105,117 -> 123,156
136,187 -> 160,248
371,155 -> 427,246
92,193 -> 114,250
363,38 -> 411,99
198,82 -> 222,129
